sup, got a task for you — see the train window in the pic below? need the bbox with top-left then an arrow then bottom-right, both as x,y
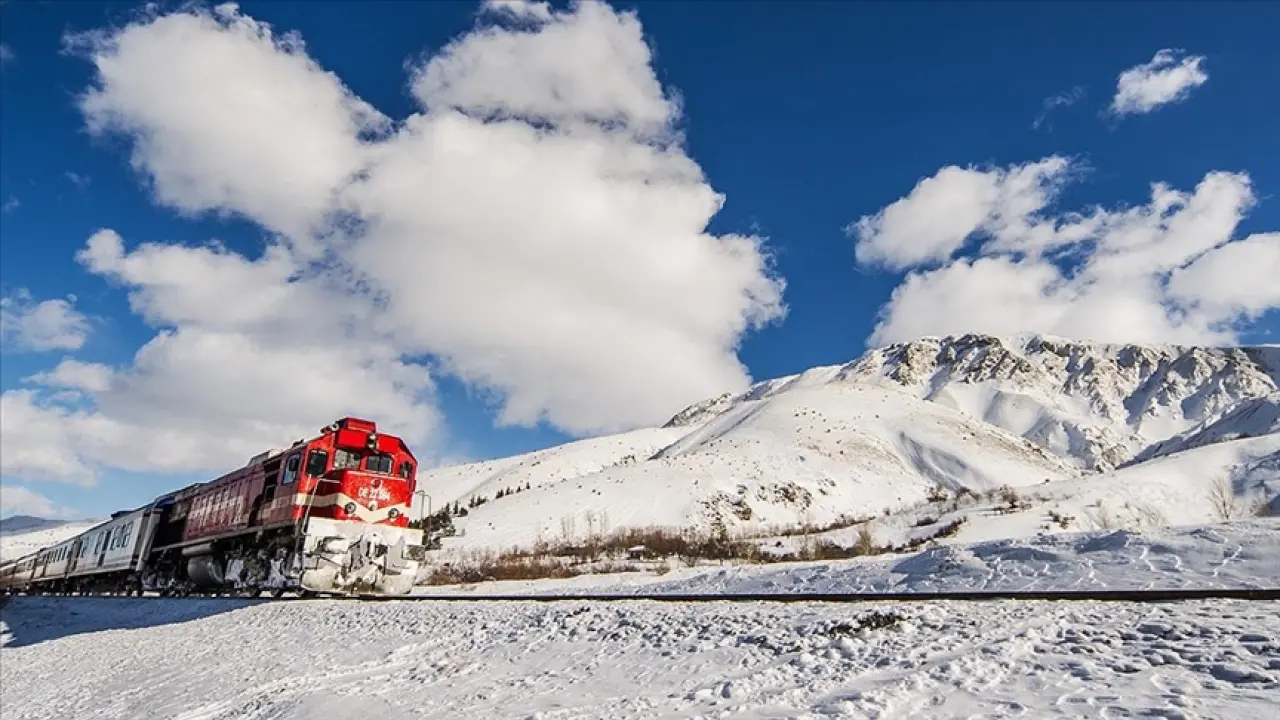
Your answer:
282,453 -> 301,485
334,448 -> 361,470
398,461 -> 415,478
365,453 -> 393,474
305,449 -> 329,477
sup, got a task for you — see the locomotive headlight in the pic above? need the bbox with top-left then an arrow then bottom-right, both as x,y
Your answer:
388,508 -> 400,520
343,502 -> 357,515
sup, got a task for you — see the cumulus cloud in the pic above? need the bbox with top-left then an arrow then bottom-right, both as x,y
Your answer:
0,391 -> 100,485
1110,49 -> 1208,116
0,0 -> 783,488
0,290 -> 92,351
852,159 -> 1278,347
65,1 -> 781,433
0,484 -> 76,520
67,2 -> 389,243
850,157 -> 1073,271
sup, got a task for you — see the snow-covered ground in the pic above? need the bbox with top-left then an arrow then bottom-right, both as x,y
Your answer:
3,595 -> 1277,719
410,519 -> 1280,597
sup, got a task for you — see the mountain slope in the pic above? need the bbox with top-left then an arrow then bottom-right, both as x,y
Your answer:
427,382 -> 1083,553
1131,393 -> 1280,463
420,334 -> 1280,557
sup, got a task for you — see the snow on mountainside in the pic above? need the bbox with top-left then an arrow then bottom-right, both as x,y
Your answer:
428,382 -> 1083,554
420,334 -> 1280,556
1131,393 -> 1280,464
421,426 -> 692,512
841,334 -> 1280,471
0,518 -> 102,563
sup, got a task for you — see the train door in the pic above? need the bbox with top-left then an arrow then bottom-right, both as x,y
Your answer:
249,453 -> 287,526
95,527 -> 111,568
67,538 -> 83,574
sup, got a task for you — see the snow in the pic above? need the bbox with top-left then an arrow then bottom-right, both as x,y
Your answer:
3,593 -> 1277,718
406,519 -> 1280,597
417,426 -> 690,513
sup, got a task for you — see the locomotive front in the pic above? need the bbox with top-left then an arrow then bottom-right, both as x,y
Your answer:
294,418 -> 427,595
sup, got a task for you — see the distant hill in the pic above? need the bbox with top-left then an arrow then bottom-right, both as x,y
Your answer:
0,516 -> 103,563
0,515 -> 70,535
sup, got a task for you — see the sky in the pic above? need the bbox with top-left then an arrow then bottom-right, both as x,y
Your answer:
1,0 -> 1278,520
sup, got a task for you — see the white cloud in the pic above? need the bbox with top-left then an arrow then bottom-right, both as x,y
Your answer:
852,160 -> 1276,347
26,358 -> 114,393
1168,232 -> 1280,320
68,2 -> 389,243
58,0 -> 783,444
411,0 -> 675,141
0,391 -> 99,485
0,484 -> 75,520
0,44 -> 13,66
850,157 -> 1072,271
2,195 -> 17,213
0,290 -> 92,351
1110,49 -> 1208,116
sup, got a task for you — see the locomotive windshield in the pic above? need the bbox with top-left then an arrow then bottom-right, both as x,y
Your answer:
365,453 -> 393,474
331,448 -> 398,475
334,448 -> 362,470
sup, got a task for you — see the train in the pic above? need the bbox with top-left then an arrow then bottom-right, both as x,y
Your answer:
0,417 -> 427,597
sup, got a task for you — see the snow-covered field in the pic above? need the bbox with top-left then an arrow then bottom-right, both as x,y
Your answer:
410,519 -> 1280,597
3,595 -> 1277,719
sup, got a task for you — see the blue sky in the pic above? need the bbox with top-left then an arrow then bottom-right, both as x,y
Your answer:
2,0 -> 1278,520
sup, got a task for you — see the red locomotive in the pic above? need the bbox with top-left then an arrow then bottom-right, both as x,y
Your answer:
0,417 -> 428,597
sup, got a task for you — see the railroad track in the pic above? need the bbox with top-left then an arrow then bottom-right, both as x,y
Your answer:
5,587 -> 1279,604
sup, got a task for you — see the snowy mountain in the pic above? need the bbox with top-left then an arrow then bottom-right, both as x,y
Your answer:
419,334 -> 1280,556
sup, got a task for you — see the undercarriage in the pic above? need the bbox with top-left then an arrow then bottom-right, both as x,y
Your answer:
140,519 -> 425,597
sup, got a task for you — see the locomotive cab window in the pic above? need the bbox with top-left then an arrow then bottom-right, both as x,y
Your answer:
305,449 -> 329,477
281,453 -> 301,485
398,461 -> 415,479
334,448 -> 362,470
365,453 -> 393,474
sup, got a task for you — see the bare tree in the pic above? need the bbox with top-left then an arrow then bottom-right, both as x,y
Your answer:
1208,477 -> 1240,521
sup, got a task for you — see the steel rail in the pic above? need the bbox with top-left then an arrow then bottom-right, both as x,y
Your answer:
5,587 -> 1279,604
371,588 -> 1280,603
